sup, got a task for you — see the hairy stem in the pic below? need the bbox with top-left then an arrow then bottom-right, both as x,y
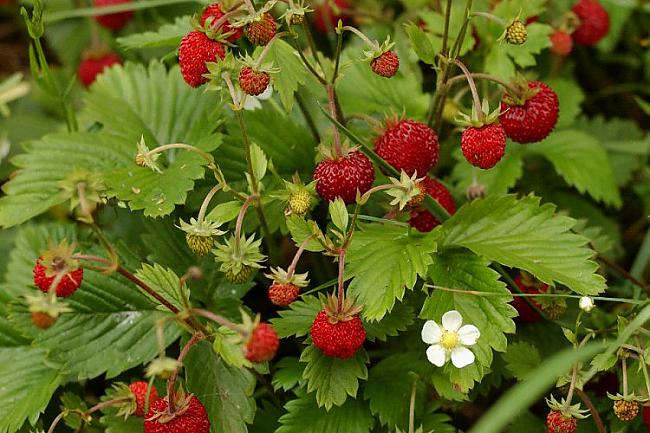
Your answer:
287,236 -> 315,279
327,84 -> 343,158
408,378 -> 417,433
341,25 -> 380,51
190,308 -> 246,335
167,333 -> 204,413
575,389 -> 606,433
453,59 -> 482,115
197,184 -> 222,223
337,248 -> 346,311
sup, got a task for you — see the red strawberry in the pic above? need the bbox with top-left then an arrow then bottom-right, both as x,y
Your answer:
313,150 -> 375,204
313,0 -> 352,33
239,67 -> 270,96
178,31 -> 225,88
78,52 -> 122,87
409,177 -> 456,232
245,13 -> 277,46
374,119 -> 439,176
371,51 -> 399,78
311,309 -> 366,358
33,256 -> 84,297
93,0 -> 133,31
643,404 -> 650,429
511,274 -> 547,323
550,30 -> 573,56
546,410 -> 577,433
200,3 -> 242,42
461,122 -> 506,169
144,395 -> 210,433
571,0 -> 609,46
129,381 -> 158,417
245,322 -> 279,363
500,81 -> 559,144
268,283 -> 300,307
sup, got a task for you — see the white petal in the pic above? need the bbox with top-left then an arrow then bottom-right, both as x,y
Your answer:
441,310 -> 463,332
458,325 -> 480,346
421,320 -> 443,344
257,85 -> 274,100
426,344 -> 447,367
243,96 -> 262,111
451,346 -> 475,368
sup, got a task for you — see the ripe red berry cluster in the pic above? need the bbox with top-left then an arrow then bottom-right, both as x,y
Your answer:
245,322 -> 280,363
374,119 -> 439,177
500,81 -> 560,144
78,52 -> 122,87
313,150 -> 375,204
311,310 -> 366,359
144,395 -> 210,433
409,177 -> 456,232
129,381 -> 158,417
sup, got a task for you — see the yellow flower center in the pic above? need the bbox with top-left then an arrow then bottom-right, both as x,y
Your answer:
440,331 -> 459,350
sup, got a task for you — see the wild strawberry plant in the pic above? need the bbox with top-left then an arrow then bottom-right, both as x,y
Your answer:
0,0 -> 649,432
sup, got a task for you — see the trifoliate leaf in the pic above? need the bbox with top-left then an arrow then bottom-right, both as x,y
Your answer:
421,249 -> 517,391
436,194 -> 607,296
135,263 -> 187,311
301,344 -> 369,410
503,342 -> 542,381
347,224 -> 437,321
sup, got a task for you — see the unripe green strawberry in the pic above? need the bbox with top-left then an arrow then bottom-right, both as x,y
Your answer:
505,20 -> 527,45
225,265 -> 255,284
186,233 -> 214,256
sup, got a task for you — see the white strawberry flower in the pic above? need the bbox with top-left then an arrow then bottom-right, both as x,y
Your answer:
579,296 -> 595,312
421,310 -> 480,368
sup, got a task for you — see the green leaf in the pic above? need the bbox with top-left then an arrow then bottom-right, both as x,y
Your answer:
206,200 -> 242,224
420,249 -> 516,391
250,143 -> 268,182
0,347 -> 62,433
117,16 -> 191,49
329,198 -> 349,232
270,294 -> 322,338
300,344 -> 369,409
405,24 -> 436,64
99,414 -> 143,433
503,342 -> 541,380
347,224 -> 437,321
273,356 -> 304,392
0,132 -> 132,228
417,6 -> 475,56
363,302 -> 415,342
85,62 -> 221,217
286,216 -> 325,252
526,130 -> 621,207
337,49 -> 429,119
135,263 -> 187,311
437,194 -> 607,296
184,340 -> 256,433
267,39 -> 308,112
547,79 -> 585,129
277,392 -> 375,433
212,326 -> 251,368
364,353 -> 431,429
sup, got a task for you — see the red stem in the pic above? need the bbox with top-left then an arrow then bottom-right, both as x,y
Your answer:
166,333 -> 204,413
286,236 -> 315,279
336,248 -> 346,312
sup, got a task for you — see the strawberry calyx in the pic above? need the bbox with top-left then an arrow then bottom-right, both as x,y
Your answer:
190,13 -> 238,45
546,395 -> 590,420
318,139 -> 360,162
455,98 -> 501,128
501,77 -> 542,106
281,0 -> 311,25
323,293 -> 363,325
39,240 -> 81,279
607,392 -> 648,403
146,390 -> 193,424
26,292 -> 72,328
265,266 -> 309,288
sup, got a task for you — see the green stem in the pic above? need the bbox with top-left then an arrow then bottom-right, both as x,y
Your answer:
441,0 -> 452,56
295,92 -> 321,143
470,11 -> 506,26
253,32 -> 289,69
562,363 -> 579,410
340,25 -> 379,51
636,337 -> 650,398
332,29 -> 344,84
46,0 -> 200,22
234,194 -> 257,250
622,357 -> 629,396
301,20 -> 324,71
327,84 -> 343,158
336,248 -> 346,311
445,72 -> 517,94
287,236 -> 315,279
190,308 -> 246,335
197,185 -> 222,224
167,333 -> 204,413
408,378 -> 417,433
